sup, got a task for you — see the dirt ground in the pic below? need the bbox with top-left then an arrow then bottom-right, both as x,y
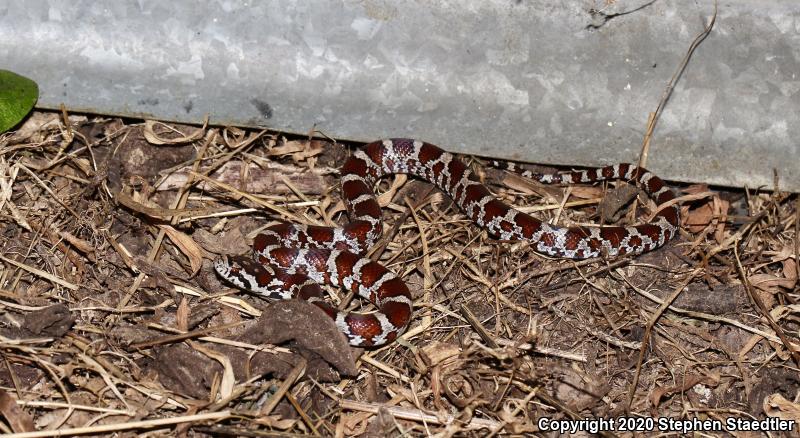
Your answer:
0,112 -> 798,437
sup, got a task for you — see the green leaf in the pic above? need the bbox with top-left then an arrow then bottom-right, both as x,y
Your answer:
0,70 -> 39,133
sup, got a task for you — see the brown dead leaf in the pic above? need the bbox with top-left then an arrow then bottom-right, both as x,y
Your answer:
649,374 -> 708,412
771,304 -> 800,323
267,140 -> 324,163
685,202 -> 714,233
157,160 -> 332,196
682,187 -> 728,242
768,340 -> 791,361
683,183 -> 711,195
420,341 -> 461,368
749,274 -> 797,292
0,388 -> 35,433
189,341 -> 235,401
6,111 -> 61,143
764,393 -> 800,422
783,259 -> 798,284
501,172 -> 558,199
754,287 -> 777,312
253,415 -> 299,430
267,140 -> 306,155
56,229 -> 95,256
712,196 -> 730,243
569,185 -> 605,200
143,119 -> 206,145
157,224 -> 205,274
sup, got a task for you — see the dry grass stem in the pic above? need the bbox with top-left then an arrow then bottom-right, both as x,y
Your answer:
1,104 -> 796,435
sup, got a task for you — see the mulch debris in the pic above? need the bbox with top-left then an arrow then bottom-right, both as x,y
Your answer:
0,112 -> 798,436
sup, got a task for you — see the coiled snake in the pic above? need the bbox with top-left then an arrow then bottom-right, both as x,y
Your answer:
215,139 -> 680,347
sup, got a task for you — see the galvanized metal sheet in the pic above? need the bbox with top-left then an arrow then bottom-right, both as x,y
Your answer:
1,0 -> 798,190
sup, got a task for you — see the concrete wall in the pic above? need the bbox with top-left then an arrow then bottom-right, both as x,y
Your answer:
1,0 -> 797,190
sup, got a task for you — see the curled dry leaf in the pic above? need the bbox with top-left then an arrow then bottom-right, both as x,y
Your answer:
685,195 -> 729,241
267,139 -> 324,163
157,224 -> 205,274
0,159 -> 32,232
712,196 -> 730,243
682,184 -> 721,237
189,341 -> 235,401
267,139 -> 306,156
377,174 -> 407,207
763,393 -> 800,422
770,304 -> 800,323
649,374 -> 710,413
500,171 -> 561,200
772,246 -> 799,287
143,119 -> 206,145
683,183 -> 711,195
56,229 -> 95,256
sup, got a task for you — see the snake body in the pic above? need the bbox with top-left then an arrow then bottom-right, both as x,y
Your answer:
215,138 -> 680,346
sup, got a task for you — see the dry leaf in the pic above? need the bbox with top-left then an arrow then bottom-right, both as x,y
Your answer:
7,111 -> 61,143
685,202 -> 715,233
764,393 -> 800,422
712,196 -> 730,243
420,341 -> 461,367
268,140 -> 324,163
771,304 -> 800,322
188,341 -> 235,401
157,224 -> 205,274
143,119 -> 206,145
783,258 -> 798,283
378,174 -> 407,207
649,374 -> 708,412
501,172 -> 557,199
56,229 -> 95,256
569,185 -> 605,200
766,337 -> 791,361
749,274 -> 797,292
0,389 -> 35,433
0,160 -> 32,231
254,415 -> 299,429
267,140 -> 306,156
683,183 -> 711,195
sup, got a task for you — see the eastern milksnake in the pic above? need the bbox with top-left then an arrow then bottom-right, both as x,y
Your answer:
215,139 -> 680,347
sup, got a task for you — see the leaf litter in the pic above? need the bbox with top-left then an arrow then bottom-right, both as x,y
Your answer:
0,112 -> 798,436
